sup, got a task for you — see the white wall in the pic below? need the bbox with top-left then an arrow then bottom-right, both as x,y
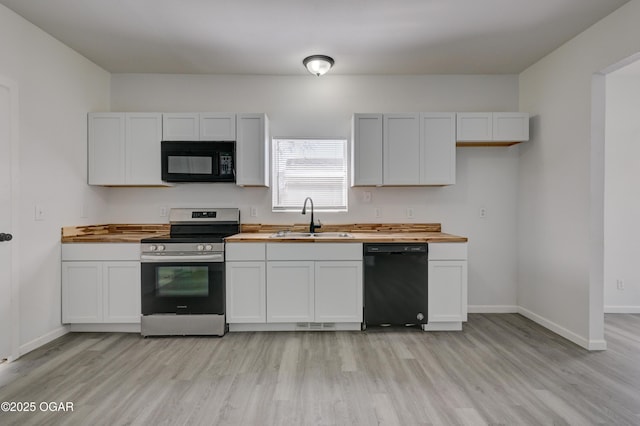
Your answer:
518,0 -> 640,349
604,72 -> 640,312
110,74 -> 520,310
0,5 -> 111,354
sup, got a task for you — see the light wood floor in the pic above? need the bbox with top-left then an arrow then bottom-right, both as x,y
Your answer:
0,314 -> 639,425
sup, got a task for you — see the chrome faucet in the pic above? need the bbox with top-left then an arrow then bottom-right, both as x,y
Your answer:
302,197 -> 321,234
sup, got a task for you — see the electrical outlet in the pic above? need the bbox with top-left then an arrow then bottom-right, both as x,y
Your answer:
363,192 -> 372,203
616,279 -> 624,291
479,207 -> 487,218
374,208 -> 381,218
407,208 -> 415,218
250,206 -> 258,217
159,207 -> 168,217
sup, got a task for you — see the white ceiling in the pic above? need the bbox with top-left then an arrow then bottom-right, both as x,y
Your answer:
0,0 -> 631,75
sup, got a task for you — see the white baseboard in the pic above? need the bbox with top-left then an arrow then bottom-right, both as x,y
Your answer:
517,307 -> 606,351
19,326 -> 69,358
468,305 -> 518,313
604,306 -> 640,314
68,323 -> 140,333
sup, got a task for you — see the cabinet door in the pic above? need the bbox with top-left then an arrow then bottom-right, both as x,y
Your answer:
236,113 -> 269,187
420,113 -> 456,185
125,113 -> 163,185
383,113 -> 420,184
456,113 -> 492,142
62,262 -> 103,323
226,261 -> 266,323
315,261 -> 362,323
162,113 -> 199,141
427,260 -> 467,323
200,113 -> 236,141
351,114 -> 383,186
88,113 -> 125,185
493,112 -> 529,142
103,262 -> 141,323
266,261 -> 314,322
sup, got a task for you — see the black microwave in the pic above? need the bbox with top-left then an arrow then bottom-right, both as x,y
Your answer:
161,141 -> 235,183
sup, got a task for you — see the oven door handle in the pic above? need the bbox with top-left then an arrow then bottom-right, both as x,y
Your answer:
140,254 -> 224,263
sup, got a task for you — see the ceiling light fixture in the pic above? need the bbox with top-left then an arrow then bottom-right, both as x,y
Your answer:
303,55 -> 335,76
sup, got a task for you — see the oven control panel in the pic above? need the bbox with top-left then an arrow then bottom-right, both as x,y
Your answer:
192,211 -> 217,219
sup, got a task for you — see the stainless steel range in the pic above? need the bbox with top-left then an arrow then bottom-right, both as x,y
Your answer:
140,208 -> 240,337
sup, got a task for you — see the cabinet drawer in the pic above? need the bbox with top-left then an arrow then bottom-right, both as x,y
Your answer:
429,243 -> 467,260
226,243 -> 266,261
62,243 -> 140,261
267,243 -> 362,261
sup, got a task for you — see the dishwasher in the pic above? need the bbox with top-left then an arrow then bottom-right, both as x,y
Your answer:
363,243 -> 428,329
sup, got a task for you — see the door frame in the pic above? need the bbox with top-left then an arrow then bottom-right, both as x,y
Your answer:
1,75 -> 20,361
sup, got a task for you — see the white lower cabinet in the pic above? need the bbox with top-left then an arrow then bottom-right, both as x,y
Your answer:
226,243 -> 362,330
265,260 -> 363,323
425,243 -> 468,331
62,262 -> 103,323
62,261 -> 140,324
315,261 -> 363,323
225,261 -> 266,323
267,261 -> 315,322
103,262 -> 141,322
61,243 -> 141,328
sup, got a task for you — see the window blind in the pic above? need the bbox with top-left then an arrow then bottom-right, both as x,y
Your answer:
272,138 -> 348,211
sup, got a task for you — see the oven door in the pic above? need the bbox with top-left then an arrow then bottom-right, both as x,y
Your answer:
141,260 -> 224,315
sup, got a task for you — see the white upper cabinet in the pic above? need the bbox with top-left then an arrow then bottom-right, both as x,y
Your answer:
420,113 -> 456,185
88,112 -> 165,186
457,112 -> 529,144
352,112 -> 456,186
236,113 -> 269,187
456,112 -> 493,142
200,113 -> 236,141
162,113 -> 199,141
163,113 -> 236,141
351,114 -> 383,186
125,113 -> 164,185
88,113 -> 125,185
493,112 -> 529,142
383,113 -> 421,185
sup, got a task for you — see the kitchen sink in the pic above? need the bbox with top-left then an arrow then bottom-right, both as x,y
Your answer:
269,231 -> 353,239
312,232 -> 353,238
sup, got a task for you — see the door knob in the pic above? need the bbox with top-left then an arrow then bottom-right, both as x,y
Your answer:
0,233 -> 13,242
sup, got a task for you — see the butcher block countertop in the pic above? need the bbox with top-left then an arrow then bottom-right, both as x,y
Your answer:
226,232 -> 467,243
61,224 -> 169,243
227,223 -> 467,243
61,223 -> 467,243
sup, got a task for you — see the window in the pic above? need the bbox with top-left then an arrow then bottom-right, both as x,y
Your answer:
272,138 -> 348,212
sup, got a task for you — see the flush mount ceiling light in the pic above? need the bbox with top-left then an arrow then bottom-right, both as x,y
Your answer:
303,55 -> 335,76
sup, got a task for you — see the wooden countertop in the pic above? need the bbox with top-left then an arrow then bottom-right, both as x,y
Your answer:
61,224 -> 169,243
61,223 -> 467,244
228,223 -> 467,243
225,231 -> 467,243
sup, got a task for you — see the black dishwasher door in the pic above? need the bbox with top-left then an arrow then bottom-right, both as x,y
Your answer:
363,243 -> 428,327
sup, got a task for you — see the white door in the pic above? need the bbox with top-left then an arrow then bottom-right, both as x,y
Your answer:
0,77 -> 18,361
